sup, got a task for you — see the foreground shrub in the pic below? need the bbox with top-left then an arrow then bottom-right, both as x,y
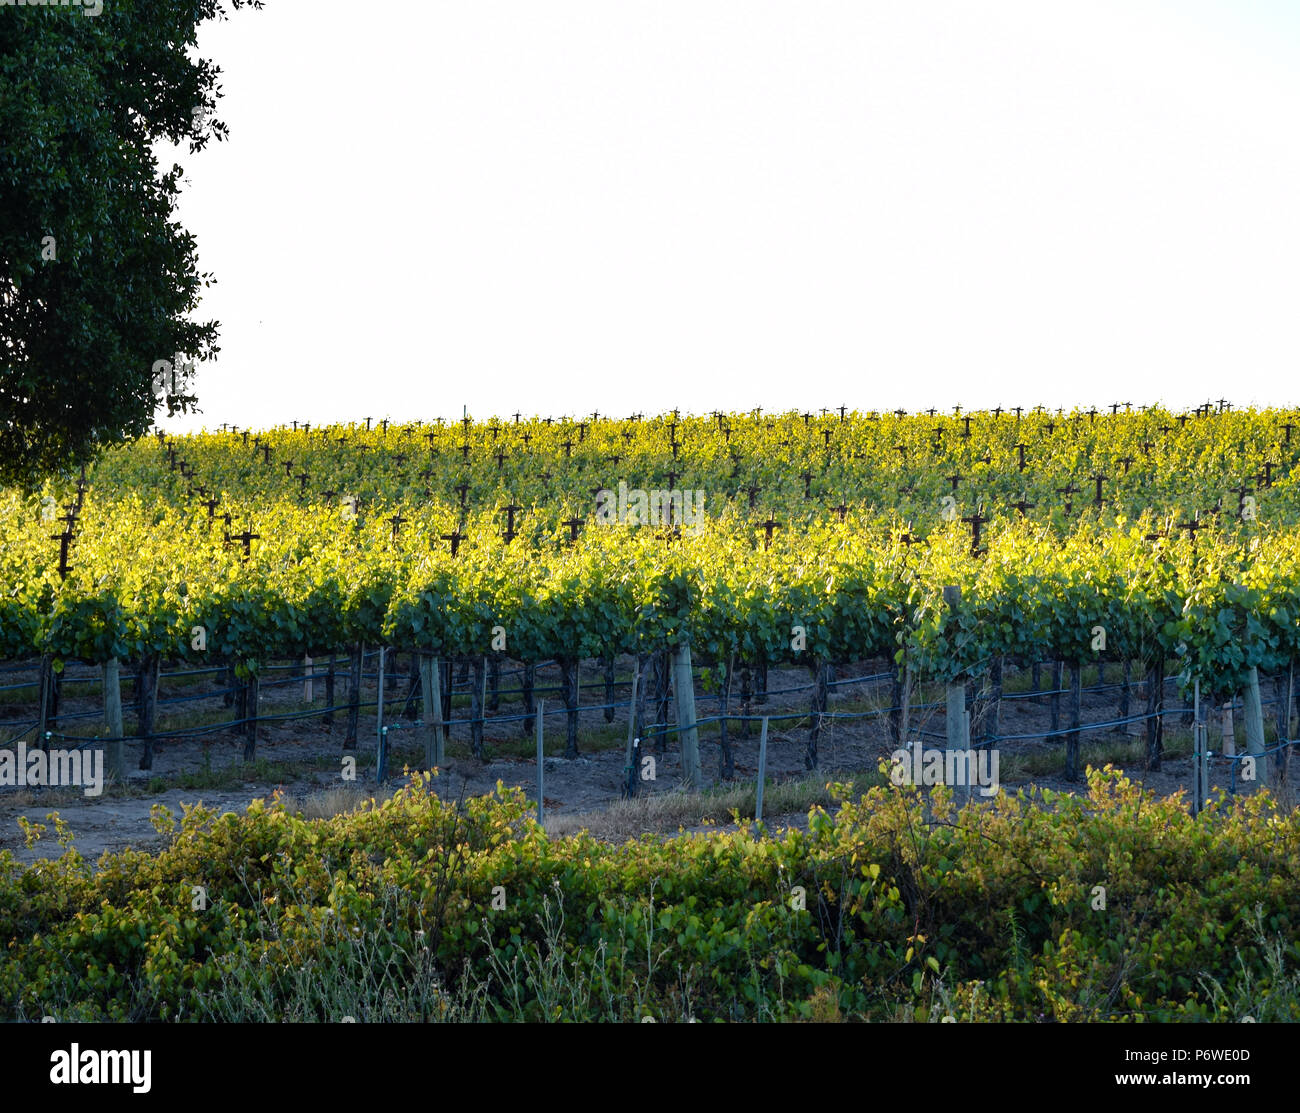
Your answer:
2,767 -> 1297,1021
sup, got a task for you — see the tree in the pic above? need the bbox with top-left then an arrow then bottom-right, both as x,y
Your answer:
0,0 -> 263,488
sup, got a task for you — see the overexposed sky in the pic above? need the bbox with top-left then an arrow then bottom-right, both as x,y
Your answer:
160,0 -> 1300,431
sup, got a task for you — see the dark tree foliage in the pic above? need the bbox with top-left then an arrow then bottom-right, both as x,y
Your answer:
0,0 -> 263,488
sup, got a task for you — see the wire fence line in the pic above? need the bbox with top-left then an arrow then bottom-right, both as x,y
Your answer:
2,650 -> 1294,802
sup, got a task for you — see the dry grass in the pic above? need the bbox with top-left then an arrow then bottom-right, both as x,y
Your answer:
542,772 -> 875,841
276,782 -> 374,820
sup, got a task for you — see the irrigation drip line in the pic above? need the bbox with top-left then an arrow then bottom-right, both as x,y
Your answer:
29,706 -> 103,723
37,721 -> 231,746
1225,739 -> 1299,793
27,692 -> 1289,753
157,687 -> 237,706
1215,737 -> 1299,761
6,654 -> 1298,707
0,670 -> 1160,701
989,709 -> 1163,742
633,708 -> 897,739
26,685 -> 650,746
828,672 -> 893,687
34,696 -> 391,747
19,734 -> 104,754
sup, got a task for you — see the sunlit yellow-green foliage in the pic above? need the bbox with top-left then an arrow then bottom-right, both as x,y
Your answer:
2,406 -> 1298,697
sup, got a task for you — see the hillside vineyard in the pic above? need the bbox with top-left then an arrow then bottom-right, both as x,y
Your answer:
2,405 -> 1298,725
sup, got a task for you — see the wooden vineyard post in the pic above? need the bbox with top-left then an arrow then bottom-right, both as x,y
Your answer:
521,663 -> 536,738
420,653 -> 444,768
465,655 -> 486,759
942,586 -> 966,785
623,669 -> 640,799
139,653 -> 160,770
807,659 -> 830,770
1064,662 -> 1082,781
987,656 -> 1003,745
1125,661 -> 1143,737
536,699 -> 545,825
718,654 -> 735,779
135,657 -> 147,729
1119,661 -> 1132,732
325,655 -> 336,725
488,655 -> 501,713
1288,662 -> 1295,744
603,656 -> 616,723
945,682 -> 965,765
403,653 -> 421,720
1192,679 -> 1201,815
47,657 -> 61,731
1282,662 -> 1295,785
433,656 -> 446,766
560,658 -> 579,759
232,663 -> 245,735
302,654 -> 314,703
441,655 -> 454,747
1274,666 -> 1292,750
1145,657 -> 1164,770
673,641 -> 702,791
1220,700 -> 1236,759
344,643 -> 363,750
1049,660 -> 1063,738
103,658 -> 124,784
963,709 -> 972,804
1243,667 -> 1268,788
890,665 -> 904,744
243,664 -> 259,762
755,717 -> 769,826
653,650 -> 672,755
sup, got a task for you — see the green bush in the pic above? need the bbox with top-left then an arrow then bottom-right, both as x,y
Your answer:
2,767 -> 1298,1022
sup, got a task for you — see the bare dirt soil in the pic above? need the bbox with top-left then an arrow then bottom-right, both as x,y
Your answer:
1,657 -> 1292,866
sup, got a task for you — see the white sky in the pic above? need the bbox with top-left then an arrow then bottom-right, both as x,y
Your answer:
161,0 -> 1300,431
